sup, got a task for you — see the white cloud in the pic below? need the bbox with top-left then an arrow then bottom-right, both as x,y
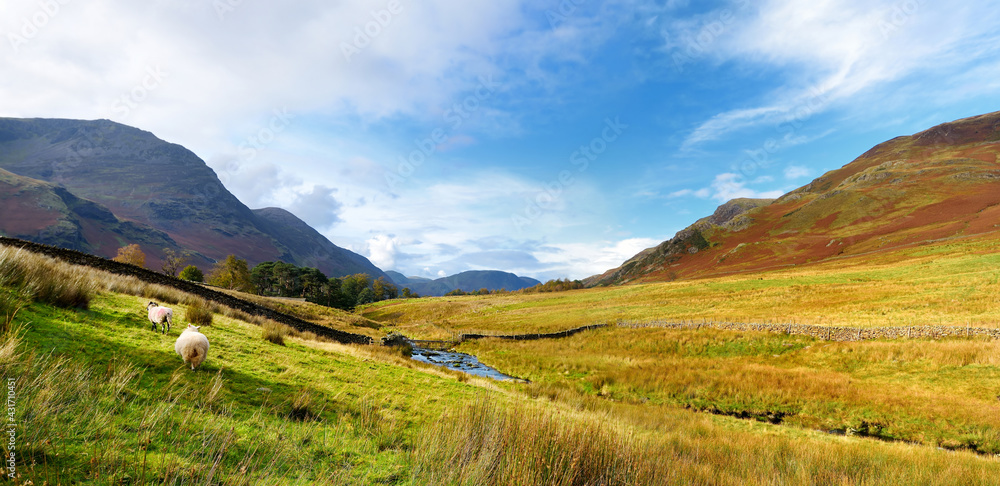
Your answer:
671,173 -> 786,203
0,0 -> 590,157
319,166 -> 611,278
682,106 -> 790,151
540,238 -> 662,279
708,173 -> 785,202
669,188 -> 711,199
284,185 -> 343,230
784,166 -> 811,180
365,235 -> 402,271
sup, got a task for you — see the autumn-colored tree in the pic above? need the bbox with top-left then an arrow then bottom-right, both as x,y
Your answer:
113,244 -> 146,268
206,255 -> 254,292
161,248 -> 188,276
372,277 -> 399,301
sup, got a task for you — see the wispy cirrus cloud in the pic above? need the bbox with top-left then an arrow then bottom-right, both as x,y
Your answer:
679,0 -> 1000,149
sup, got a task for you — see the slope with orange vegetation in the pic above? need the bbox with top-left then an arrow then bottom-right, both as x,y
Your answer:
590,111 -> 1000,286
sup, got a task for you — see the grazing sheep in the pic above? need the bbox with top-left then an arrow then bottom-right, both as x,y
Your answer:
146,302 -> 173,334
174,324 -> 210,370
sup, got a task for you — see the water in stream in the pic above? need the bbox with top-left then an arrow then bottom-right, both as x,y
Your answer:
410,346 -> 523,381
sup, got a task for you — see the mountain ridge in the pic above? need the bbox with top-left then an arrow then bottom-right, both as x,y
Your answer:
386,269 -> 541,296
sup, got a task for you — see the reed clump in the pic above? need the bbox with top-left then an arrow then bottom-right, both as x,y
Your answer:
413,399 -> 667,485
262,320 -> 290,345
184,298 -> 214,326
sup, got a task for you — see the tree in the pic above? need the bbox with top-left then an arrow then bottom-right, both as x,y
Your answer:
251,261 -> 279,295
372,277 -> 399,301
178,265 -> 204,282
272,262 -> 300,296
113,244 -> 146,268
207,255 -> 254,292
161,248 -> 188,276
356,287 -> 375,306
299,267 -> 328,299
341,274 -> 371,306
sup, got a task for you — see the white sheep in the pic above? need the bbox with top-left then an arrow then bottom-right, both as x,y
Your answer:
174,324 -> 210,371
146,302 -> 173,334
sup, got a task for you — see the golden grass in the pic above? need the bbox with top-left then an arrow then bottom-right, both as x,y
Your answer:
261,320 -> 290,346
414,395 -> 1000,486
364,237 -> 1000,335
457,326 -> 1000,454
215,287 -> 385,338
184,298 -> 214,326
11,239 -> 1000,483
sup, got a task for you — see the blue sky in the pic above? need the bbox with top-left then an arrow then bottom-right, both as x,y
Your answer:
3,0 -> 1000,280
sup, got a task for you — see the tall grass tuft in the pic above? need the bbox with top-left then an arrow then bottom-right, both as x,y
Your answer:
412,399 -> 666,485
262,321 -> 290,345
185,298 -> 214,326
0,247 -> 93,309
0,290 -> 25,335
289,388 -> 318,422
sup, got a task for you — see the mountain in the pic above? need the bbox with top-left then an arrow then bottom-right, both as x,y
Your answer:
0,167 -> 179,255
0,117 -> 387,279
590,111 -> 1000,286
386,270 -> 541,296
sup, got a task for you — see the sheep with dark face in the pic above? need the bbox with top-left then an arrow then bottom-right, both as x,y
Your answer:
146,302 -> 173,334
175,324 -> 210,370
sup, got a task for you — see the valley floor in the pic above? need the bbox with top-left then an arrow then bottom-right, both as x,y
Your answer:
9,237 -> 1000,484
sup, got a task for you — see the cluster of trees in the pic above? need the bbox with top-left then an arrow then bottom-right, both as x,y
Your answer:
444,288 -> 508,297
112,244 -> 586,306
250,260 -> 416,310
520,278 -> 585,293
111,243 -> 417,310
200,256 -> 416,310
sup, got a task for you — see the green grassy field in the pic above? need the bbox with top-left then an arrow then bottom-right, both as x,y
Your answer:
9,241 -> 1000,484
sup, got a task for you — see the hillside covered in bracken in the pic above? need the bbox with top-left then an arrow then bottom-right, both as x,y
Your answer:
590,111 -> 1000,286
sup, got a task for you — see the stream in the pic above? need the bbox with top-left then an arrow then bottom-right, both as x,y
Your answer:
410,345 -> 524,381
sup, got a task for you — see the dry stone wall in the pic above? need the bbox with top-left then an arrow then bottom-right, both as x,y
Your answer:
616,319 -> 1000,341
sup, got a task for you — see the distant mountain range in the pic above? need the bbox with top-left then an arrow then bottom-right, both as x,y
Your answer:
386,270 -> 540,296
0,118 -> 386,279
589,111 -> 1000,286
